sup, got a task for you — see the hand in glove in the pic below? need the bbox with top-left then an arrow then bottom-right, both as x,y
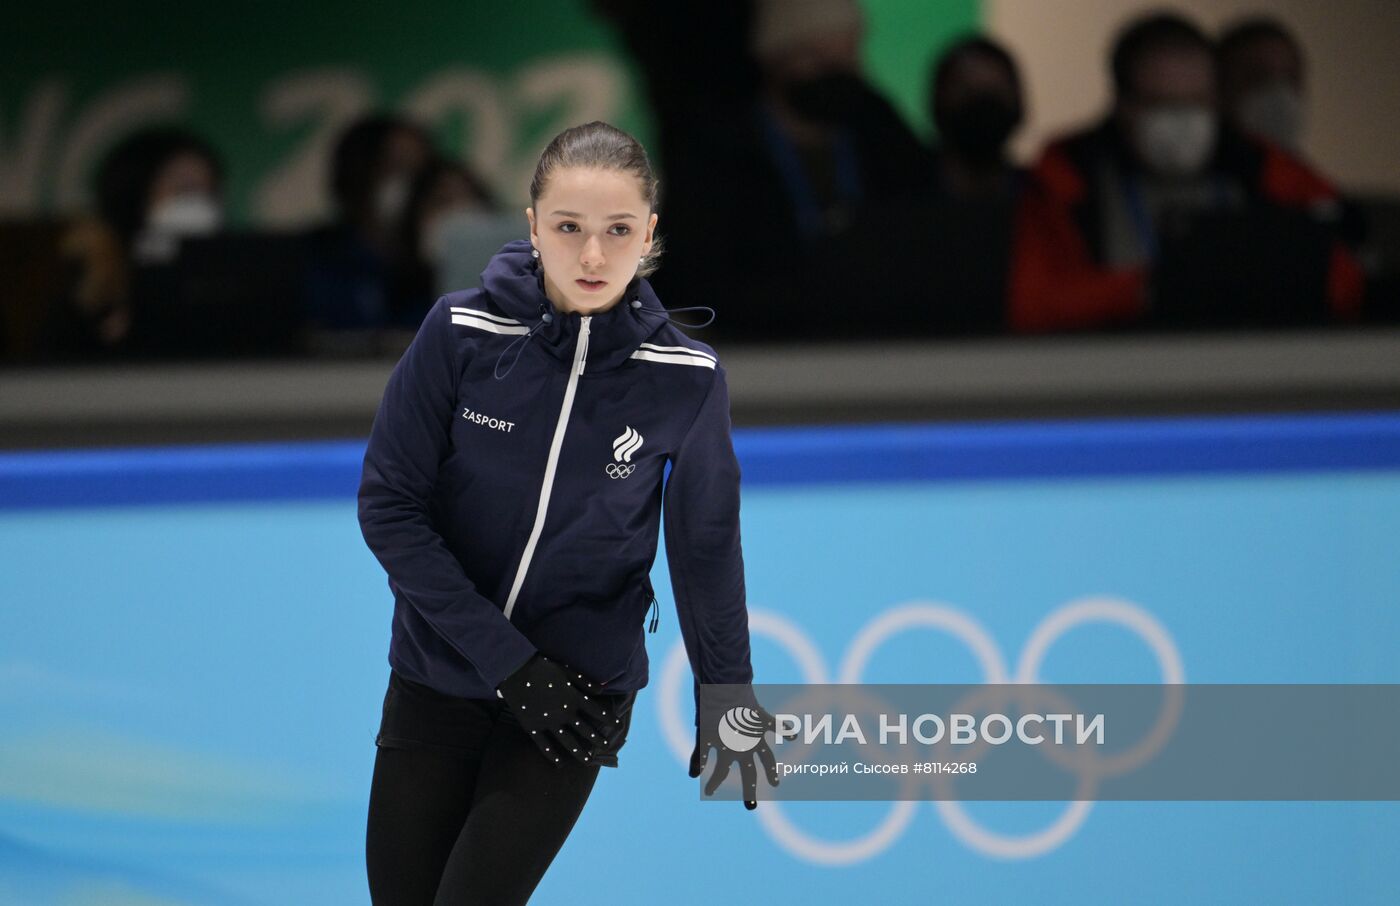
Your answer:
688,690 -> 795,809
497,653 -> 618,765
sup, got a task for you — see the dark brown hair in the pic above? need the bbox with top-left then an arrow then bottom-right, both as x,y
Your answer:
1110,11 -> 1213,97
530,121 -> 664,278
1218,16 -> 1304,84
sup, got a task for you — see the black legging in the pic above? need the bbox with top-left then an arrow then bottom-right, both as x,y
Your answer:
366,670 -> 633,905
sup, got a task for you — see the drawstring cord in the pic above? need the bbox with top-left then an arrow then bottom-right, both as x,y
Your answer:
493,306 -> 553,380
494,295 -> 715,381
630,298 -> 716,329
647,589 -> 659,634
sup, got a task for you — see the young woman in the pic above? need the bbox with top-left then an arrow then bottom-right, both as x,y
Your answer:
358,121 -> 778,905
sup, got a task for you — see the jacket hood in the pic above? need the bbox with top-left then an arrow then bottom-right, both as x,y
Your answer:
480,238 -> 673,374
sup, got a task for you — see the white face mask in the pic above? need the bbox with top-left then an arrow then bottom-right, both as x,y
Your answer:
133,193 -> 224,264
1134,107 -> 1217,177
147,193 -> 223,236
1236,82 -> 1304,151
375,176 -> 410,225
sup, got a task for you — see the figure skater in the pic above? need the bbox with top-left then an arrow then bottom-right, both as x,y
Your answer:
360,120 -> 780,905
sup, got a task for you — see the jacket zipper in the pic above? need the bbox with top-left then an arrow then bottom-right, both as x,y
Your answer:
503,315 -> 591,619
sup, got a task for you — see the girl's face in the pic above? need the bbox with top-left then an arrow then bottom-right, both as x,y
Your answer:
526,166 -> 657,315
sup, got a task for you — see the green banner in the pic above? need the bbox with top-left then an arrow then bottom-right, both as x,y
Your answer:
1,0 -> 977,225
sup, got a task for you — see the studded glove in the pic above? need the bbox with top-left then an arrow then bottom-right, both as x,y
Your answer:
689,685 -> 795,809
496,653 -> 618,765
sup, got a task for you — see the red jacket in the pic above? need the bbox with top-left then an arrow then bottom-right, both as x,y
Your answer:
1008,119 -> 1364,332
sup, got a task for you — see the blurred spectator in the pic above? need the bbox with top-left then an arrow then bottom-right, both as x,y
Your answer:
41,126 -> 226,357
833,33 -> 1031,334
928,35 -> 1026,202
1218,16 -> 1305,153
1219,17 -> 1368,252
394,155 -> 500,321
1008,11 -> 1364,332
303,114 -> 434,330
835,33 -> 1029,336
99,128 -> 226,267
595,0 -> 931,341
749,0 -> 931,240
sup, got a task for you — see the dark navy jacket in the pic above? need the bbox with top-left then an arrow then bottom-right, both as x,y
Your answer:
358,239 -> 753,715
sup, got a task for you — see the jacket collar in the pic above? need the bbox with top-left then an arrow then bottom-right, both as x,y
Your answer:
481,239 -> 664,374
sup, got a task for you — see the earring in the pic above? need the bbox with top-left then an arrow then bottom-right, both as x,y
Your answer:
531,248 -> 540,259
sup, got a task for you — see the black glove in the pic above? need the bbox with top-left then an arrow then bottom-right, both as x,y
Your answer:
688,688 -> 794,809
497,653 -> 618,765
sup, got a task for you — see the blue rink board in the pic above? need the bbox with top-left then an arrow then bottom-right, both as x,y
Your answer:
1,411 -> 1399,905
